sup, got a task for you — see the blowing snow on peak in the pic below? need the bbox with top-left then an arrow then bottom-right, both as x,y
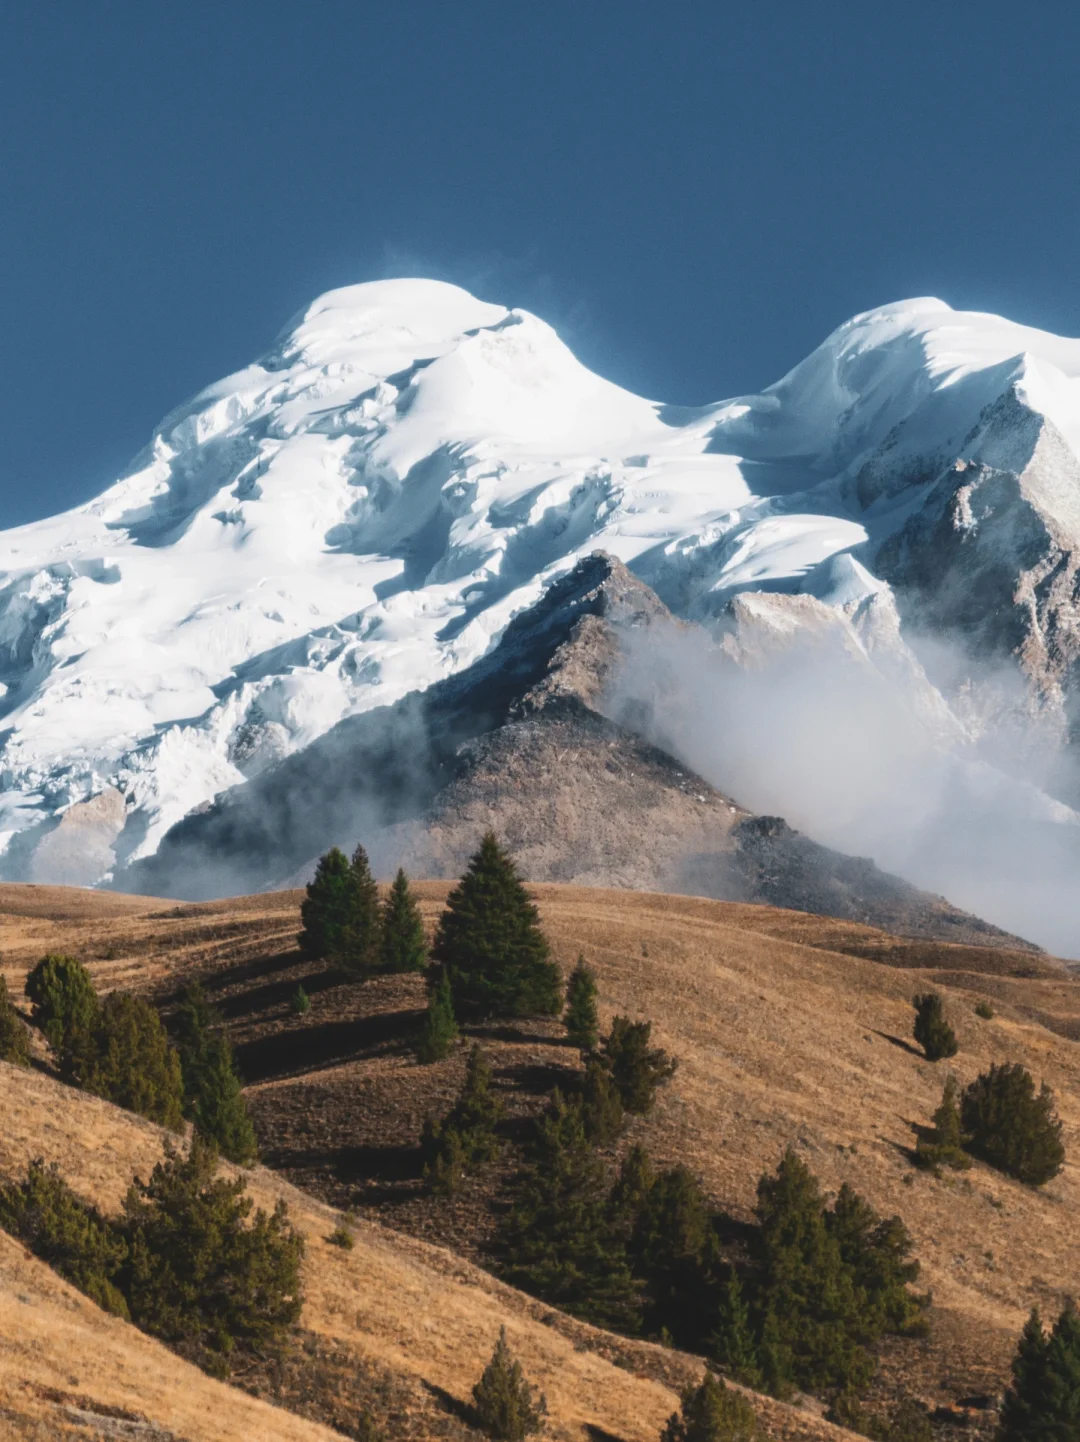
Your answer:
3,280 -> 1080,950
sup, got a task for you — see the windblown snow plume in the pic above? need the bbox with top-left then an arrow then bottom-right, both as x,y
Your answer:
1,279 -> 1080,949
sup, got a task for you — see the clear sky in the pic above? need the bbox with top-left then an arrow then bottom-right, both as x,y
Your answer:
4,1 -> 1080,526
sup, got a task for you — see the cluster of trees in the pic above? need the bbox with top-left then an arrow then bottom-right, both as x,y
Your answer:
299,846 -> 427,977
18,954 -> 256,1164
0,1135 -> 303,1374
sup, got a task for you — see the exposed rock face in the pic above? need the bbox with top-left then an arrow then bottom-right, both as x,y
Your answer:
125,554 -> 1034,950
28,787 -> 126,886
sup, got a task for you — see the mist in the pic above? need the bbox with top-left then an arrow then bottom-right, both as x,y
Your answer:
606,620 -> 1080,959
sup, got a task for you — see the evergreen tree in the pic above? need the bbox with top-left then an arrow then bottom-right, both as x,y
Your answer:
564,956 -> 599,1052
379,868 -> 428,973
472,1327 -> 547,1441
711,1269 -> 762,1387
344,843 -> 382,976
825,1183 -> 925,1337
433,832 -> 561,1018
607,1143 -> 655,1240
997,1303 -> 1080,1442
912,992 -> 958,1062
172,985 -> 257,1165
292,984 -> 311,1015
915,1075 -> 971,1172
961,1063 -> 1065,1186
500,1090 -> 642,1332
754,1148 -> 872,1397
0,1158 -> 129,1318
24,952 -> 100,1080
631,1164 -> 720,1349
661,1372 -> 764,1442
580,1057 -> 625,1145
0,974 -> 31,1066
88,992 -> 185,1131
298,847 -> 355,960
121,1133 -> 304,1372
415,970 -> 459,1062
599,1016 -> 677,1115
424,1045 -> 505,1191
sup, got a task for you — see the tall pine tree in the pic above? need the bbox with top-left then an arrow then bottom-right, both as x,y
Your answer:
298,844 -> 381,974
379,869 -> 428,973
344,843 -> 382,976
433,833 -> 561,1018
997,1303 -> 1080,1441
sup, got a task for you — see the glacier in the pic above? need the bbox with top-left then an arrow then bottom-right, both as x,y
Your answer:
2,278 -> 1080,926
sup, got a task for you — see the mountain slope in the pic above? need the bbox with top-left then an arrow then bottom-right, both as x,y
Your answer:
3,283 -> 1080,943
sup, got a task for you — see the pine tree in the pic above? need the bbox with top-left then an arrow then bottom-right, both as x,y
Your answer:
631,1164 -> 720,1349
24,952 -> 100,1080
564,956 -> 599,1052
88,992 -> 185,1131
599,1016 -> 677,1115
580,1057 -> 624,1145
915,1075 -> 971,1172
173,986 -> 257,1165
997,1303 -> 1080,1441
121,1133 -> 304,1372
912,992 -> 958,1062
472,1327 -> 547,1441
415,970 -> 459,1063
961,1063 -> 1065,1185
0,975 -> 31,1066
500,1090 -> 642,1332
433,832 -> 561,1018
661,1372 -> 764,1442
379,868 -> 428,973
298,848 -> 355,960
711,1269 -> 762,1387
826,1183 -> 924,1337
344,843 -> 382,976
607,1143 -> 655,1240
424,1044 -> 505,1191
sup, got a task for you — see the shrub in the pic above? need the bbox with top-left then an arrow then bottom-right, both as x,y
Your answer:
379,868 -> 428,973
598,1016 -> 677,1115
975,1000 -> 994,1020
580,1057 -> 624,1145
563,956 -> 599,1052
298,844 -> 381,973
121,1132 -> 304,1372
912,992 -> 958,1062
24,953 -> 100,1079
915,1075 -> 971,1172
472,1327 -> 547,1441
416,970 -> 459,1063
500,1090 -> 641,1332
433,832 -> 561,1018
0,1158 -> 129,1317
961,1063 -> 1064,1185
0,975 -> 31,1066
172,984 -> 257,1164
660,1372 -> 764,1442
88,991 -> 185,1131
997,1302 -> 1080,1441
328,1224 -> 355,1250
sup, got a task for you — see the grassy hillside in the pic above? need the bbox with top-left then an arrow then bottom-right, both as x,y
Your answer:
0,882 -> 1077,1439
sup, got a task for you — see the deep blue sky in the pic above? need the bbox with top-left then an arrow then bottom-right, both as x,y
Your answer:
4,1 -> 1080,526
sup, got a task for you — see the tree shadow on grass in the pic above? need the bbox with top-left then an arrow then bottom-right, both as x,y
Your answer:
873,1029 -> 924,1059
422,1380 -> 478,1427
233,1008 -> 419,1082
262,1141 -> 424,1199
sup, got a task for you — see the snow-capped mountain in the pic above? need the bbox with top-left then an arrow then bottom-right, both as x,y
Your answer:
3,279 -> 1080,916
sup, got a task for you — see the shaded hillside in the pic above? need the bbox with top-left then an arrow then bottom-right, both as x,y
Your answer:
0,883 -> 1076,1439
125,555 -> 1033,950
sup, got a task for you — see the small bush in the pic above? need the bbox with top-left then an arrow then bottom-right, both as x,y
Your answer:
379,868 -> 428,973
599,1016 -> 677,1114
974,1000 -> 994,1020
328,1224 -> 355,1250
998,1302 -> 1080,1441
416,969 -> 459,1063
912,992 -> 958,1062
357,1412 -> 384,1442
292,984 -> 311,1014
961,1063 -> 1064,1185
472,1327 -> 547,1440
121,1132 -> 304,1371
915,1075 -> 971,1172
25,953 -> 99,1079
89,991 -> 185,1131
563,956 -> 599,1052
660,1372 -> 764,1442
0,975 -> 31,1066
0,1158 -> 129,1318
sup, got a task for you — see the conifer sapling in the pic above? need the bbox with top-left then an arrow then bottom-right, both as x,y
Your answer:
379,868 -> 428,973
912,992 -> 958,1062
416,970 -> 459,1063
472,1327 -> 547,1440
0,975 -> 31,1066
563,955 -> 599,1051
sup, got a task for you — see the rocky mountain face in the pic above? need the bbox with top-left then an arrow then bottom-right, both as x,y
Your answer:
2,282 -> 1080,945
